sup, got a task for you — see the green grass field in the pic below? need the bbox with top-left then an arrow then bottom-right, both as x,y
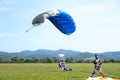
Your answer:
0,63 -> 119,80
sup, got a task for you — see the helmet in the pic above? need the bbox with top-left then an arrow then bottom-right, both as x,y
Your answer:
95,54 -> 98,59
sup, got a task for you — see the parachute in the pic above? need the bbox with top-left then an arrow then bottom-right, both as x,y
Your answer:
25,10 -> 76,35
59,54 -> 65,58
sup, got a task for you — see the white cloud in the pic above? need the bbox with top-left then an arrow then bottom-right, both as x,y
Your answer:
0,0 -> 16,12
0,32 -> 15,38
0,0 -> 16,5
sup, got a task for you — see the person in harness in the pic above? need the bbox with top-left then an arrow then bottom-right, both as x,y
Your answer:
58,60 -> 72,71
91,54 -> 104,77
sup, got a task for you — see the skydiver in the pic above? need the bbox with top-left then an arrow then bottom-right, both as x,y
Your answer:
91,54 -> 105,77
59,60 -> 72,71
59,60 -> 68,71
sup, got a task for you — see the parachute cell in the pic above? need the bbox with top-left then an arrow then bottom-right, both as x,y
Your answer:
27,10 -> 76,35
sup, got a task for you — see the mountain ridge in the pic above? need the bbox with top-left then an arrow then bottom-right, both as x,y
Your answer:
0,49 -> 120,60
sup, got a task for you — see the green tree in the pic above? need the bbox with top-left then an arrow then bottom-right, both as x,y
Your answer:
11,56 -> 20,63
31,57 -> 39,63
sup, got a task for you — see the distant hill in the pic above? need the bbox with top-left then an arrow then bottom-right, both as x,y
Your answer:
0,49 -> 120,60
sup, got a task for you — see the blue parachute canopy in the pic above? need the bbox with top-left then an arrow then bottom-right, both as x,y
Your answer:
26,10 -> 76,35
47,10 -> 76,35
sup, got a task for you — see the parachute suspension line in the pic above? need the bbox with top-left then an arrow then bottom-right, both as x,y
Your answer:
25,26 -> 35,33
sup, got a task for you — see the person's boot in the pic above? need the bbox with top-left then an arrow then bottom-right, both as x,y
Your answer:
91,73 -> 95,77
101,73 -> 105,77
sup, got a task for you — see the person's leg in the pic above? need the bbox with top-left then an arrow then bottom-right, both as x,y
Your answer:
64,67 -> 68,71
91,68 -> 96,77
99,68 -> 104,77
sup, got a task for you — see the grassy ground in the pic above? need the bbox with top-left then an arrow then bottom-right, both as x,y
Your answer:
0,63 -> 119,80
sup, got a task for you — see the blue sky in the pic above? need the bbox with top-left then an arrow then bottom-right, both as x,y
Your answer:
0,0 -> 120,53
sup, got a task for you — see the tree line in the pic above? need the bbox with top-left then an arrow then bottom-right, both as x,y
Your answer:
0,56 -> 119,63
